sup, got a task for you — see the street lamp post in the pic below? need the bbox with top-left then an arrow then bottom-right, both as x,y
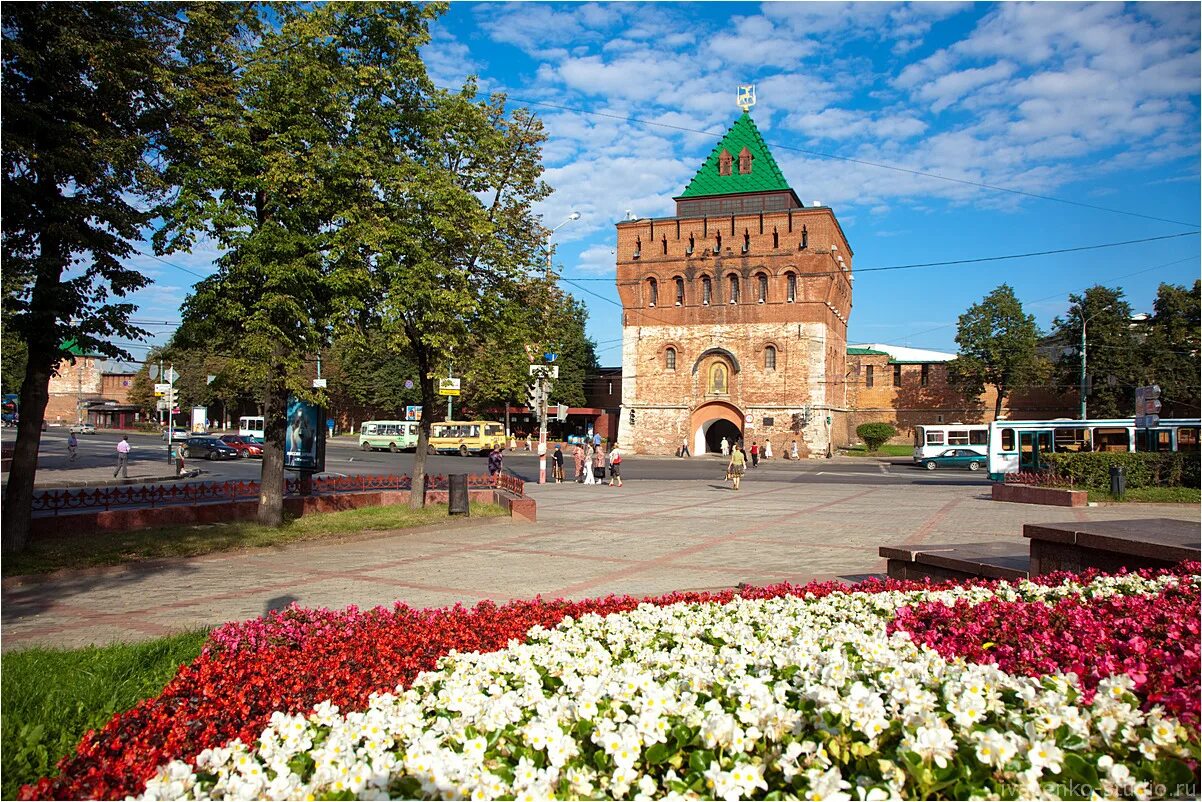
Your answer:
1078,301 -> 1115,420
538,211 -> 580,484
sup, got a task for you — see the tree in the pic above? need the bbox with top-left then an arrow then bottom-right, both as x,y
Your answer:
1140,280 -> 1200,418
1,4 -> 175,552
1,313 -> 28,396
1052,286 -> 1139,418
545,295 -> 599,409
948,284 -> 1042,419
325,331 -> 422,421
156,3 -> 441,525
856,422 -> 896,452
339,80 -> 552,508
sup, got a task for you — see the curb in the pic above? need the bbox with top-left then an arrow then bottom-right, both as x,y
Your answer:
32,470 -> 203,490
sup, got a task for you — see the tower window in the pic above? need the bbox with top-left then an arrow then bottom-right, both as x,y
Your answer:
765,345 -> 776,370
921,364 -> 930,387
718,149 -> 732,176
665,347 -> 676,371
893,364 -> 902,387
757,273 -> 768,303
801,225 -> 808,250
702,276 -> 712,305
738,146 -> 752,175
662,236 -> 668,255
866,365 -> 874,388
728,274 -> 739,303
742,231 -> 750,254
675,277 -> 684,306
786,272 -> 797,303
686,234 -> 695,256
772,228 -> 779,249
633,236 -> 641,259
647,278 -> 657,307
714,232 -> 722,254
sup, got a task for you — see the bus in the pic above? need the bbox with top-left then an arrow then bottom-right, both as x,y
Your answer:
986,418 -> 1201,480
359,420 -> 419,452
913,423 -> 989,463
429,420 -> 506,456
238,416 -> 265,439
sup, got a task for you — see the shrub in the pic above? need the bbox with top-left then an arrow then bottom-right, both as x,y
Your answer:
1043,451 -> 1201,489
856,422 -> 897,451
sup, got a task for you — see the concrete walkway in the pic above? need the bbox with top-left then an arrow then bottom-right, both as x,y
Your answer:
2,476 -> 1197,651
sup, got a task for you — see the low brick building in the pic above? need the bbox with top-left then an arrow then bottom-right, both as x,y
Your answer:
615,111 -> 853,457
45,343 -> 141,428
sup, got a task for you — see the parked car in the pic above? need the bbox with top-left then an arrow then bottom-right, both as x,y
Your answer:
181,437 -> 239,461
921,448 -> 985,472
219,434 -> 264,458
68,422 -> 96,434
161,427 -> 191,441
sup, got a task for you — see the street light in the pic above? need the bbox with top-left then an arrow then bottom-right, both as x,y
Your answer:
538,211 -> 580,484
1077,300 -> 1116,420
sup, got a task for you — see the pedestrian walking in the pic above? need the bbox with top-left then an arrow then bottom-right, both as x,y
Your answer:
67,431 -> 79,462
592,444 -> 607,486
113,435 -> 130,478
487,445 -> 504,485
508,435 -> 516,451
720,436 -> 730,457
608,444 -> 624,487
552,444 -> 565,483
583,443 -> 596,485
790,439 -> 800,461
592,431 -> 602,449
727,444 -> 746,490
679,437 -> 690,458
572,442 -> 585,483
750,440 -> 759,468
764,439 -> 773,460
524,434 -> 532,452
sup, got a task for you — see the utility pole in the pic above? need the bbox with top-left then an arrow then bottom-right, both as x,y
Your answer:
447,361 -> 453,421
1079,316 -> 1088,420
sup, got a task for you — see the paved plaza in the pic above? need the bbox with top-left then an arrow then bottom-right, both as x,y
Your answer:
2,473 -> 1198,652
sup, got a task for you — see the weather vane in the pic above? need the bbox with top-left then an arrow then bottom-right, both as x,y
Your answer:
737,84 -> 756,112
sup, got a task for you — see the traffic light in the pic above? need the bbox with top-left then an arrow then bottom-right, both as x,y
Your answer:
526,383 -> 541,410
556,404 -> 569,422
629,408 -> 636,425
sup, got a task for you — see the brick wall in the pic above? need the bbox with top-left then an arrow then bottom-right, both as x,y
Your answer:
45,356 -> 103,422
615,205 -> 852,457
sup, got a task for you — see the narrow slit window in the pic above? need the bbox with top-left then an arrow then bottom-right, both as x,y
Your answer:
757,273 -> 767,303
866,365 -> 874,388
801,225 -> 808,250
675,277 -> 684,306
728,275 -> 739,303
647,278 -> 657,307
786,272 -> 797,303
702,276 -> 712,305
665,347 -> 676,371
893,364 -> 902,386
772,228 -> 779,249
662,236 -> 668,255
764,345 -> 776,370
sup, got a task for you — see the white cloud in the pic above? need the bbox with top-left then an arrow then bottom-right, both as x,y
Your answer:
573,244 -> 617,275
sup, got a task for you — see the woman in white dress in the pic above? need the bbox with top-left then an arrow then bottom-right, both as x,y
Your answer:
583,444 -> 596,484
720,436 -> 729,457
764,439 -> 773,460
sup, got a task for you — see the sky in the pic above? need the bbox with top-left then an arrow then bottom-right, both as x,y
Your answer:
122,1 -> 1201,371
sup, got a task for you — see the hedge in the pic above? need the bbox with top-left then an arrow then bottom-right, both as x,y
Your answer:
1043,451 -> 1201,489
856,422 -> 897,452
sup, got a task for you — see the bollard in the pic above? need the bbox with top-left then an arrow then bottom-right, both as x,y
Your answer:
1109,465 -> 1125,500
448,473 -> 470,516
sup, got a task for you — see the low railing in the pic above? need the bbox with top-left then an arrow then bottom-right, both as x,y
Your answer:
1004,471 -> 1072,487
31,472 -> 524,514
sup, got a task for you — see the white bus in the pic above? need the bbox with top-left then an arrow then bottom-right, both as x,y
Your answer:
913,423 -> 989,463
238,416 -> 265,440
986,418 -> 1201,480
358,420 -> 419,452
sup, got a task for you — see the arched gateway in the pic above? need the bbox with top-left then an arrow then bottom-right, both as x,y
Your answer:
690,401 -> 743,455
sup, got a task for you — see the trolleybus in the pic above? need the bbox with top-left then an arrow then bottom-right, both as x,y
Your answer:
986,418 -> 1200,480
358,420 -> 419,452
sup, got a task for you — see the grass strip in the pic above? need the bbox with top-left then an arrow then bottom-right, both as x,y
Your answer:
5,502 -> 508,577
1,630 -> 210,800
839,444 -> 914,457
1086,486 -> 1201,504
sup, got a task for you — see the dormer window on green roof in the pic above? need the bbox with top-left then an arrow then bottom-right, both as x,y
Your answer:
678,112 -> 793,199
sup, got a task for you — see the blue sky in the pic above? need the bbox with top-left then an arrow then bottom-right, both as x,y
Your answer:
124,1 -> 1201,369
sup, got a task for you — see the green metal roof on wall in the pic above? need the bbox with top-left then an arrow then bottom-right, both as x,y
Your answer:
847,347 -> 889,356
678,112 -> 793,198
60,338 -> 103,358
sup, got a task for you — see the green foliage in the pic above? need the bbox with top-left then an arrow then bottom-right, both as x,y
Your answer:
1044,451 -> 1201,489
856,422 -> 897,451
1,631 -> 210,799
1,313 -> 28,395
950,284 -> 1042,418
1139,281 -> 1200,418
1051,286 -> 1139,418
326,332 -> 421,419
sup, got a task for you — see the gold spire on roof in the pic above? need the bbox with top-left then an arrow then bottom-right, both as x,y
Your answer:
737,84 -> 756,113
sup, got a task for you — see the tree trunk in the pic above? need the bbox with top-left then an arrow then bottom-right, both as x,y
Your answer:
410,413 -> 429,510
1,357 -> 52,553
994,386 -> 1006,420
257,370 -> 289,526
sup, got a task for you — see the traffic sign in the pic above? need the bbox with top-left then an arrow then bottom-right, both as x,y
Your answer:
312,378 -> 327,389
529,364 -> 559,379
1134,414 -> 1160,429
154,383 -> 171,396
437,377 -> 461,396
544,352 -> 557,362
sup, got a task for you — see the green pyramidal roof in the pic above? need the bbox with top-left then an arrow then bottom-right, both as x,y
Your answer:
677,112 -> 793,198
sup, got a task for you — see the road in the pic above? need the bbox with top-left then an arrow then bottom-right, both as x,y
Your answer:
5,428 -> 989,488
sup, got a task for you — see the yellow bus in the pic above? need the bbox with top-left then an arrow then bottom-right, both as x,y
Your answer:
429,420 -> 507,456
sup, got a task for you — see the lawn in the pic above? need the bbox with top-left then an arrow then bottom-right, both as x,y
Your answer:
839,443 -> 914,457
1,630 -> 210,800
4,502 -> 508,577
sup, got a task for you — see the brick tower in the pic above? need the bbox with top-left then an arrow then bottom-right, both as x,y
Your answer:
615,110 -> 853,457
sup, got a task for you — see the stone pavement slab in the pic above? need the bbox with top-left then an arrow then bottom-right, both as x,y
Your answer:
2,477 -> 1198,651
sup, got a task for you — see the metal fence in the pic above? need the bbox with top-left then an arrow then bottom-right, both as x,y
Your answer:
31,472 -> 525,514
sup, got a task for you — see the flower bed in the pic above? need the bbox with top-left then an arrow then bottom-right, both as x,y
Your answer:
23,567 -> 1201,801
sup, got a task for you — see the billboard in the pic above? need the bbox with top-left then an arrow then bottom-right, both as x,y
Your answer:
405,405 -> 422,421
284,395 -> 325,472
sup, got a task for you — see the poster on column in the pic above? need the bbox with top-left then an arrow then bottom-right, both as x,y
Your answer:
284,395 -> 326,472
